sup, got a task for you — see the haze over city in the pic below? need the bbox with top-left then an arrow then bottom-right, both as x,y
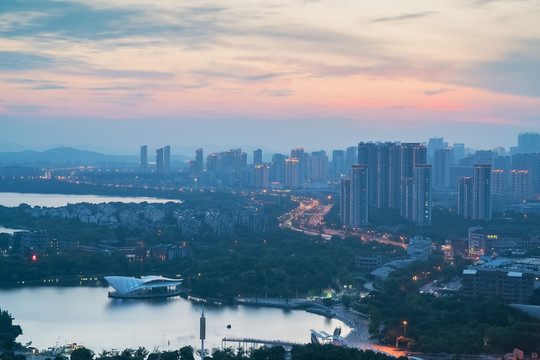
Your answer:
1,0 -> 539,153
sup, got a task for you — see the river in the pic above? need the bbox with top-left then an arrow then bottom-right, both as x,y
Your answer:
0,286 -> 348,352
0,192 -> 181,208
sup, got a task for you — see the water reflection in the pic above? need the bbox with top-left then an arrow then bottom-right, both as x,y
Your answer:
0,192 -> 182,208
1,286 -> 349,352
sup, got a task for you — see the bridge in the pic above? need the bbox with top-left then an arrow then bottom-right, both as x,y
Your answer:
221,337 -> 304,351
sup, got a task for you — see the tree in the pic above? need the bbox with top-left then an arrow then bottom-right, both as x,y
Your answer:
250,346 -> 285,360
179,346 -> 195,360
71,348 -> 93,360
0,309 -> 22,350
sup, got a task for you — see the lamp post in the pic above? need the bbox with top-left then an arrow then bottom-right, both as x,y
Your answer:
198,308 -> 207,360
403,321 -> 407,338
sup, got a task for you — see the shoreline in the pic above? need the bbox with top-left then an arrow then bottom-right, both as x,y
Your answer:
227,297 -> 374,347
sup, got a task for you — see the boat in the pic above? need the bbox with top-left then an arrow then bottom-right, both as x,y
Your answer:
104,275 -> 183,299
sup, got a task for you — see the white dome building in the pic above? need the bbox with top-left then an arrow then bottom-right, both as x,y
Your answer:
104,275 -> 183,299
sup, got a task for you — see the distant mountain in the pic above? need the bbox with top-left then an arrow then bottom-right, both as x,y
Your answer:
0,147 -> 139,165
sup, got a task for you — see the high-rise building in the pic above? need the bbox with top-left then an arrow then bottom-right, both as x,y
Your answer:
284,158 -> 301,188
164,145 -> 171,174
401,143 -> 427,220
291,148 -> 307,183
253,165 -> 269,189
358,142 -> 379,208
473,164 -> 492,221
340,178 -> 352,228
458,177 -> 473,219
474,150 -> 493,165
511,170 -> 529,194
140,145 -> 148,171
493,155 -> 511,190
156,148 -> 164,174
206,153 -> 218,178
205,149 -> 247,186
512,153 -> 540,194
270,154 -> 287,184
413,165 -> 432,226
491,170 -> 505,193
428,137 -> 447,164
453,143 -> 465,163
517,132 -> 540,154
351,165 -> 369,227
389,144 -> 402,209
309,150 -> 328,182
330,150 -> 345,180
253,149 -> 263,165
433,148 -> 454,189
195,148 -> 204,177
345,146 -> 358,177
356,142 -> 401,209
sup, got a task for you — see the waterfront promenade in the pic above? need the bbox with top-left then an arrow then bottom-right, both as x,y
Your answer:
233,297 -> 405,357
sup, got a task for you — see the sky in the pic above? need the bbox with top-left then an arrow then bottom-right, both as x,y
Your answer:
0,0 -> 539,155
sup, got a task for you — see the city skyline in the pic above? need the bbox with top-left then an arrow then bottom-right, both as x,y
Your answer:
1,0 -> 539,153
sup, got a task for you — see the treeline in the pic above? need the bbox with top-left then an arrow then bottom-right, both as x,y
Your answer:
359,254 -> 540,354
0,229 -> 404,298
68,344 -> 408,360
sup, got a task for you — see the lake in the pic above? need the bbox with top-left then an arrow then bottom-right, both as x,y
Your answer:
0,225 -> 26,234
0,192 -> 181,208
0,286 -> 349,352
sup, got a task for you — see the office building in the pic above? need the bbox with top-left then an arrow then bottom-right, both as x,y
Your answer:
468,227 -> 521,256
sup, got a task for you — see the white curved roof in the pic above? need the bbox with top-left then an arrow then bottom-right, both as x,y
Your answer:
105,275 -> 183,295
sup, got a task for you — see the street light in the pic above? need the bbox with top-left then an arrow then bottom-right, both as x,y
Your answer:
403,321 -> 407,339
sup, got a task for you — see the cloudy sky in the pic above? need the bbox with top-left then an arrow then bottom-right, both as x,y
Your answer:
1,0 -> 539,155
